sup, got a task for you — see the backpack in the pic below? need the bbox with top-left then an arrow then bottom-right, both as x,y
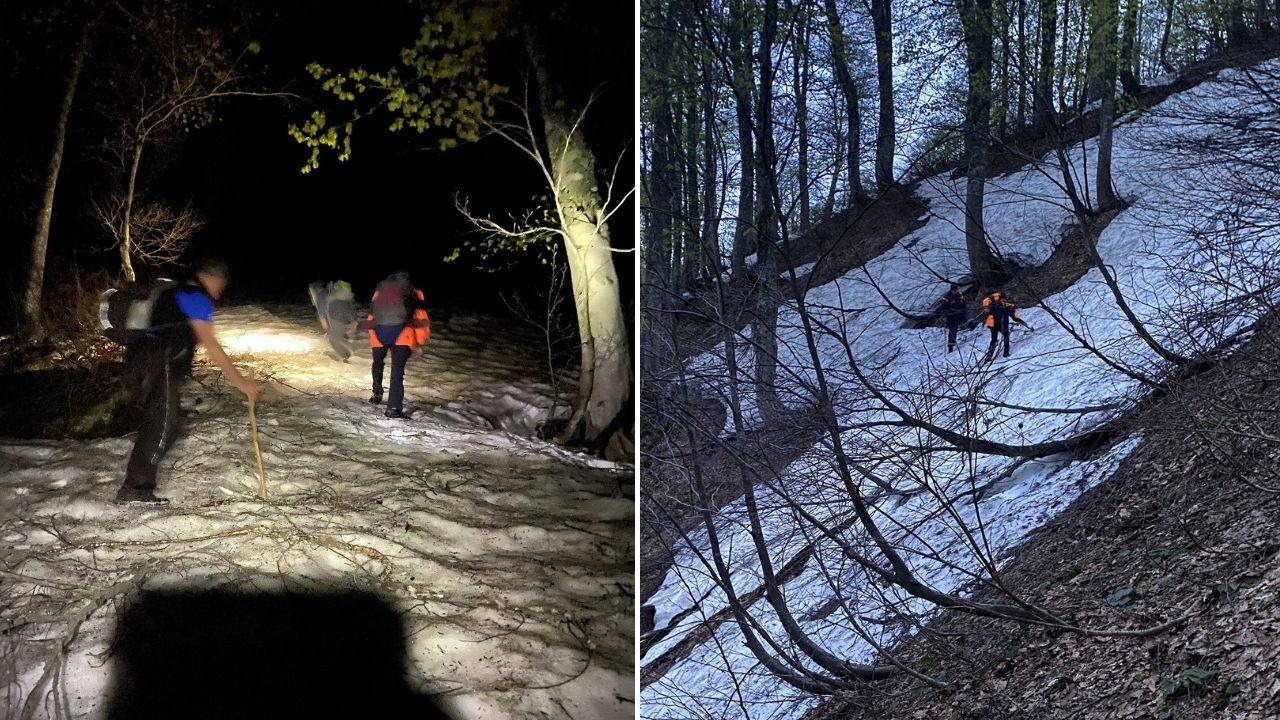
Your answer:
99,279 -> 177,345
371,276 -> 412,326
328,280 -> 354,303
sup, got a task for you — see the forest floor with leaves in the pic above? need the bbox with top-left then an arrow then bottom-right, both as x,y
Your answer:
807,315 -> 1280,720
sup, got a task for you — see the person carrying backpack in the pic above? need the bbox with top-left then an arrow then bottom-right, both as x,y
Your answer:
979,290 -> 1034,359
366,271 -> 430,419
940,283 -> 967,353
308,279 -> 356,362
106,258 -> 260,504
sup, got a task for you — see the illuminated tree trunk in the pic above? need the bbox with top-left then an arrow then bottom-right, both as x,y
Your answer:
120,142 -> 144,282
526,31 -> 632,444
23,18 -> 91,340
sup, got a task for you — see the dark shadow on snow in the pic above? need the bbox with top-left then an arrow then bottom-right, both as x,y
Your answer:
107,590 -> 453,720
0,364 -> 140,439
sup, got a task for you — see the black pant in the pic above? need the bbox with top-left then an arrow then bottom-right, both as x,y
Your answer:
371,345 -> 412,413
123,343 -> 184,491
946,317 -> 963,352
987,324 -> 1011,357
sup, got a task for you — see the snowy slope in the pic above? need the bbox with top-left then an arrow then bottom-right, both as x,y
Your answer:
0,304 -> 634,720
642,63 -> 1280,719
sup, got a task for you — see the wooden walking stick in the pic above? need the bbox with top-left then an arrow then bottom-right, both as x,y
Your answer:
248,397 -> 267,500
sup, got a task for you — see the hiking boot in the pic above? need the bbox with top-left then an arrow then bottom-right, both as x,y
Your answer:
114,487 -> 170,505
385,409 -> 408,419
368,393 -> 383,404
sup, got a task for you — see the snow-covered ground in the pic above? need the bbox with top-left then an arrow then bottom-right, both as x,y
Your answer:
642,63 -> 1280,718
0,304 -> 634,719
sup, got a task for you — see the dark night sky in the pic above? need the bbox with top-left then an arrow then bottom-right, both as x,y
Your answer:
0,0 -> 634,316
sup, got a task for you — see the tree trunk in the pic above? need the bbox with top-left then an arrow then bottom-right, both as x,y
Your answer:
823,0 -> 866,203
683,94 -> 701,291
1212,11 -> 1226,52
1059,0 -> 1071,112
823,117 -> 845,221
22,19 -> 92,340
1158,0 -> 1175,71
730,0 -> 756,276
871,0 -> 896,190
752,0 -> 781,416
702,66 -> 720,275
525,32 -> 631,444
120,142 -> 144,283
1034,0 -> 1058,130
995,0 -> 1012,139
795,12 -> 811,232
1118,0 -> 1141,96
1093,0 -> 1121,211
1016,0 -> 1027,130
1228,0 -> 1249,44
1084,0 -> 1107,103
642,1 -> 676,324
959,0 -> 1004,286
1255,0 -> 1272,35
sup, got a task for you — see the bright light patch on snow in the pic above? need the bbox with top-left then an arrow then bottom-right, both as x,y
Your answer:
217,330 -> 313,354
0,304 -> 633,720
642,60 -> 1280,719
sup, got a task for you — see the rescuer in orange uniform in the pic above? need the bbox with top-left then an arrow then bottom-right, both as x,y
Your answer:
367,271 -> 430,418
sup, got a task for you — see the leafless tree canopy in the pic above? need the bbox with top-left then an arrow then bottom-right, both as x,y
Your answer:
90,194 -> 203,271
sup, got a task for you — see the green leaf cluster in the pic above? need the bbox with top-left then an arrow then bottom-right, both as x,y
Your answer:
1160,667 -> 1215,701
445,194 -> 560,271
290,0 -> 511,171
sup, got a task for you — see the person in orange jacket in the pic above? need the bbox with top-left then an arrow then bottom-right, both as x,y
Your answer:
367,271 -> 430,418
979,290 -> 1033,359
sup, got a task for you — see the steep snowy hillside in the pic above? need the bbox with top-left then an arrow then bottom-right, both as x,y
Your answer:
641,59 -> 1280,720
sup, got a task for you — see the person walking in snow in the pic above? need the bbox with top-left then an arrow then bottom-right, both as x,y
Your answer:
940,283 -> 967,353
367,271 -> 430,419
979,290 -> 1034,359
116,259 -> 260,504
308,279 -> 357,362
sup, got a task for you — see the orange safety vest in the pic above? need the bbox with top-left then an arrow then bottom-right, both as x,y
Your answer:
982,293 -> 1022,328
367,287 -> 431,348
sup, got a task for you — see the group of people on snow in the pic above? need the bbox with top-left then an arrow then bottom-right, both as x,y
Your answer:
109,261 -> 430,505
939,283 -> 1035,359
309,272 -> 431,419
